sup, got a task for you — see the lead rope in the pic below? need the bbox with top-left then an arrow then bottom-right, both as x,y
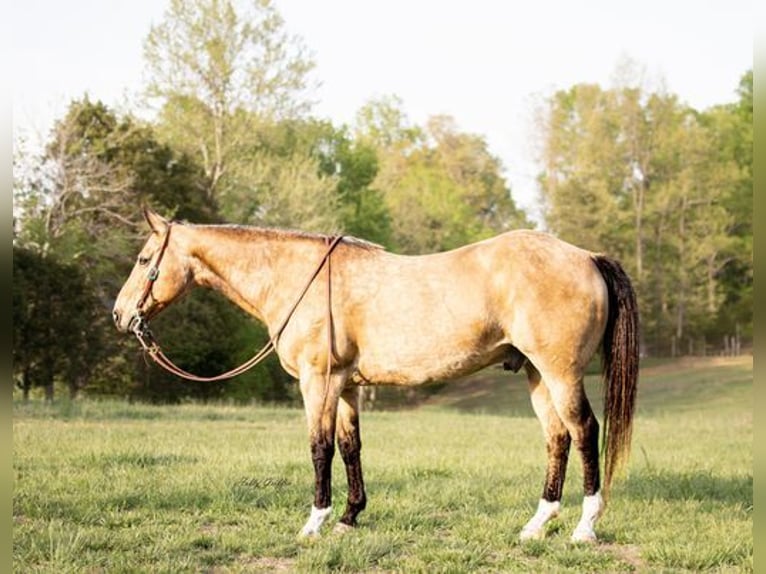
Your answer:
323,237 -> 336,405
134,235 -> 344,383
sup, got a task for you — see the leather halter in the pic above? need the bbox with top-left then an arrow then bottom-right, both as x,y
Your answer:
132,229 -> 344,382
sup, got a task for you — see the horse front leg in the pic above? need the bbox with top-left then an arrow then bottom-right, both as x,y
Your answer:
299,370 -> 344,538
334,386 -> 367,532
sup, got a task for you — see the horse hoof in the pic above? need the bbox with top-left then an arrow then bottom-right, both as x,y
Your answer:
298,505 -> 332,539
298,530 -> 320,541
298,525 -> 323,539
519,527 -> 545,541
570,527 -> 598,543
333,522 -> 354,535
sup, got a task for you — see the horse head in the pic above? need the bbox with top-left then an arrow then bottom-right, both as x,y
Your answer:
112,207 -> 192,333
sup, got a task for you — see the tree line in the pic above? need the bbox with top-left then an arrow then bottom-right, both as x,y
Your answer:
537,68 -> 752,357
12,0 -> 751,403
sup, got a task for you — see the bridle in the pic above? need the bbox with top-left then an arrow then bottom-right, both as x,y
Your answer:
131,225 -> 344,383
131,222 -> 174,332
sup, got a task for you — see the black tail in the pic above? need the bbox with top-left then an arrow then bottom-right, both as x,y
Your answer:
592,255 -> 639,497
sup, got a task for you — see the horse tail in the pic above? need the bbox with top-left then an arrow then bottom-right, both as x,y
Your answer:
592,255 -> 639,498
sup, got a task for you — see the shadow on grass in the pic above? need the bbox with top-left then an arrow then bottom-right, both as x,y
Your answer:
621,468 -> 752,507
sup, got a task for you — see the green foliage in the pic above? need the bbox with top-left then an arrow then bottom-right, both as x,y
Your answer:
15,97 -> 214,269
145,0 -> 315,120
218,117 -> 391,242
537,70 -> 752,355
314,124 -> 392,247
145,0 -> 316,203
537,83 -> 628,253
13,246 -> 105,399
229,147 -> 341,231
12,98 -> 254,402
355,98 -> 532,254
699,71 -> 752,341
354,94 -> 423,150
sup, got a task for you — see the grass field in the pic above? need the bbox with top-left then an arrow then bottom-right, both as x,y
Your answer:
13,356 -> 752,572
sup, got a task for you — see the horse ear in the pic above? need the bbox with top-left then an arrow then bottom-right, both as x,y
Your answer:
143,205 -> 168,234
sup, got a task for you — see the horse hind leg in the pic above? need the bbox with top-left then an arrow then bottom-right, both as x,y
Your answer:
520,363 -> 571,540
333,386 -> 367,532
540,367 -> 604,542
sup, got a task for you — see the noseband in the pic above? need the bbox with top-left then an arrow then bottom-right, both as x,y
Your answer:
131,232 -> 344,383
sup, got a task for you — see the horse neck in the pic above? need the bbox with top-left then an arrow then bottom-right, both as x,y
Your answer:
183,225 -> 327,328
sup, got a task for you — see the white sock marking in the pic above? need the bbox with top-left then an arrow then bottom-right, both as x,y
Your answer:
300,505 -> 332,537
520,498 -> 561,540
571,491 -> 604,542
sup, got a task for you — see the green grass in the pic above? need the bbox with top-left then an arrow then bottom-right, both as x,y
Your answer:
14,357 -> 752,572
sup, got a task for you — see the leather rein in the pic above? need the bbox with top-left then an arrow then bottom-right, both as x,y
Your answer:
131,223 -> 344,382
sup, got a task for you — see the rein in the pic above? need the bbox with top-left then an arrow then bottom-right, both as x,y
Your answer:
132,231 -> 344,382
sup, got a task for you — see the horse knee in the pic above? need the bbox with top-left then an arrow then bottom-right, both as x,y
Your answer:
337,431 -> 366,526
309,432 -> 335,509
338,431 -> 360,460
311,433 -> 335,466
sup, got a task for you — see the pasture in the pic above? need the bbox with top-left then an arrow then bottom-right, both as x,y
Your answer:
13,356 -> 752,572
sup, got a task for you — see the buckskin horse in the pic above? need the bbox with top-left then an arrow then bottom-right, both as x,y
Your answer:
112,207 -> 638,542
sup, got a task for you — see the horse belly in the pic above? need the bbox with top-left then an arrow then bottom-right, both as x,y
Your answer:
351,324 -> 508,386
346,251 -> 511,386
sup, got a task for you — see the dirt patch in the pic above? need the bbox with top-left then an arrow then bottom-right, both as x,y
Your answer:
225,555 -> 296,573
601,543 -> 646,571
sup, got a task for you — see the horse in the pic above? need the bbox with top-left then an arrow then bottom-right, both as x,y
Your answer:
113,207 -> 638,542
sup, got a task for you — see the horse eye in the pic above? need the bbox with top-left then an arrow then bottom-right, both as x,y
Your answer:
137,256 -> 151,266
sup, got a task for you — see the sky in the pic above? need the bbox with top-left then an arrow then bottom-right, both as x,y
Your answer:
11,0 -> 753,222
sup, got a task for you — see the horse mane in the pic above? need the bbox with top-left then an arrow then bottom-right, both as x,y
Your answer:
186,222 -> 384,252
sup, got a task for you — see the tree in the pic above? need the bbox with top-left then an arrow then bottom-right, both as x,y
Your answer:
15,98 -> 215,261
536,72 -> 749,355
257,119 -> 392,244
12,98 -> 269,402
220,117 -> 392,240
13,246 -> 104,400
219,119 -> 341,232
308,122 -> 392,246
426,115 -> 529,237
355,97 -> 531,254
537,84 -> 631,257
144,0 -> 316,205
700,70 -> 752,343
354,94 -> 422,151
14,99 -> 217,341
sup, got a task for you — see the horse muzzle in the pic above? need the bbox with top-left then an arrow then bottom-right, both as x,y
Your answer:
112,309 -> 127,333
112,308 -> 143,334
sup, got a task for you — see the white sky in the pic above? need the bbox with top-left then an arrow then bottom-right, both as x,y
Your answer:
12,0 -> 753,222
